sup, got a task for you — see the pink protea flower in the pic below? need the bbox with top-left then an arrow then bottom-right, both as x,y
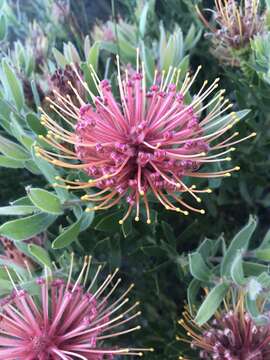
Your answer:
0,256 -> 153,359
36,55 -> 255,224
0,234 -> 46,269
178,294 -> 270,360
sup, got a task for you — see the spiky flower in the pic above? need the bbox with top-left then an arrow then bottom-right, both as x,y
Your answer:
0,234 -> 45,269
0,255 -> 153,359
36,55 -> 255,224
26,21 -> 48,69
197,0 -> 266,66
178,294 -> 270,360
92,17 -> 136,45
48,64 -> 86,106
51,0 -> 70,23
93,21 -> 117,43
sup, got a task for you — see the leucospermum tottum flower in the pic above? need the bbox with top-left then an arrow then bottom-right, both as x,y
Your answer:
197,0 -> 265,65
35,53 -> 255,224
177,293 -> 270,360
0,255 -> 153,359
0,234 -> 45,270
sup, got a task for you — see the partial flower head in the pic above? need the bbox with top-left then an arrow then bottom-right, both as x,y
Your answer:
178,293 -> 270,359
51,0 -> 70,23
36,55 -> 255,224
0,234 -> 45,269
0,256 -> 152,359
92,18 -> 136,45
26,21 -> 48,68
197,0 -> 266,66
49,64 -> 86,106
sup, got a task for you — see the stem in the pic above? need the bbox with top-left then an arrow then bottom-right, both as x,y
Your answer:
111,0 -> 121,58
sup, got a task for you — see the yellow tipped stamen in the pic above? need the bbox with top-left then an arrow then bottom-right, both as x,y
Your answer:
119,204 -> 133,225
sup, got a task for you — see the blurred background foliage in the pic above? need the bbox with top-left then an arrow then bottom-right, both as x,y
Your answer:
0,0 -> 270,359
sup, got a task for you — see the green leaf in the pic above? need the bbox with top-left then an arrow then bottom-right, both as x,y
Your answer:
94,210 -> 122,233
28,244 -> 52,269
257,272 -> 270,289
0,135 -> 29,160
26,113 -> 46,136
187,279 -> 201,317
255,248 -> 270,261
11,196 -> 32,206
0,280 -> 12,294
0,155 -> 24,168
231,251 -> 246,285
221,215 -> 257,277
0,213 -> 56,241
140,42 -> 155,84
0,258 -> 28,277
205,109 -> 251,135
1,58 -> 24,110
139,2 -> 149,37
52,218 -> 82,249
161,221 -> 176,245
195,282 -> 229,325
52,48 -> 68,68
28,188 -> 63,215
0,205 -> 36,216
80,211 -> 95,232
197,238 -> 213,259
32,152 -> 69,201
0,14 -> 6,41
30,80 -> 41,108
189,252 -> 212,282
99,41 -> 118,54
258,228 -> 270,249
243,261 -> 269,277
87,42 -> 100,72
246,295 -> 268,325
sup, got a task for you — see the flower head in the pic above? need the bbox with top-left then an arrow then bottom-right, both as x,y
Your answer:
0,255 -> 152,359
92,18 -> 136,44
197,0 -> 266,66
36,54 -> 255,224
178,293 -> 270,360
26,21 -> 48,68
0,234 -> 45,269
51,0 -> 70,23
49,64 -> 86,106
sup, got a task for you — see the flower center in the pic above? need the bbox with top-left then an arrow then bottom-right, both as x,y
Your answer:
31,334 -> 50,355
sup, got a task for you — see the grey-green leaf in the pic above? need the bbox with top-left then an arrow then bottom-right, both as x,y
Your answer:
87,42 -> 100,72
26,113 -> 46,136
52,48 -> 68,68
0,14 -> 7,41
205,109 -> 251,135
0,213 -> 56,241
0,205 -> 36,216
28,188 -> 63,214
231,251 -> 246,285
52,218 -> 82,249
189,252 -> 212,282
195,282 -> 229,325
28,244 -> 52,269
1,59 -> 24,110
221,215 -> 257,277
0,135 -> 29,160
0,155 -> 25,168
